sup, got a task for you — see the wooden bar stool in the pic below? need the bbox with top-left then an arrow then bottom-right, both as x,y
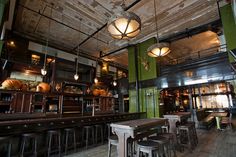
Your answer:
95,124 -> 104,144
82,126 -> 95,149
0,136 -> 12,157
136,140 -> 162,157
47,130 -> 61,157
20,133 -> 38,157
63,128 -> 76,155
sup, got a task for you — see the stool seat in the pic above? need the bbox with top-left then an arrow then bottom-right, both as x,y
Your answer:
137,140 -> 159,148
137,140 -> 161,157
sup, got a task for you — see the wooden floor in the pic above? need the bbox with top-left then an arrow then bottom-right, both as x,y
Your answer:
65,120 -> 236,157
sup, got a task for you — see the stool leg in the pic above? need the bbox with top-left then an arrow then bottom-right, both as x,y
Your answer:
108,141 -> 111,157
149,149 -> 153,157
86,129 -> 89,149
7,142 -> 11,157
65,131 -> 69,155
101,126 -> 104,144
58,132 -> 61,157
20,137 -> 26,157
92,127 -> 95,145
73,130 -> 76,152
34,138 -> 37,157
137,147 -> 140,157
48,134 -> 52,157
95,127 -> 98,144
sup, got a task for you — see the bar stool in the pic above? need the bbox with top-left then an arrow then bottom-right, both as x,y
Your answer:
136,140 -> 162,157
82,126 -> 95,149
47,130 -> 61,157
148,135 -> 171,157
20,133 -> 38,157
95,124 -> 104,144
63,128 -> 76,155
108,135 -> 118,157
178,124 -> 196,152
0,136 -> 12,157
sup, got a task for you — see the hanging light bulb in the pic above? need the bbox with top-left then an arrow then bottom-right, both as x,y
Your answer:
94,77 -> 98,84
74,73 -> 79,80
41,67 -> 47,76
113,80 -> 117,86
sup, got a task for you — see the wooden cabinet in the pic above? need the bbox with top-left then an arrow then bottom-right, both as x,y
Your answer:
0,91 -> 14,113
83,96 -> 117,114
62,94 -> 82,114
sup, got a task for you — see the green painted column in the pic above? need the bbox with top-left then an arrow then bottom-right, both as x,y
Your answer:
128,38 -> 161,118
220,4 -> 236,62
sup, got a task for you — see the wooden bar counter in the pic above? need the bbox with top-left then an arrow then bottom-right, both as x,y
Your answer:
0,112 -> 145,136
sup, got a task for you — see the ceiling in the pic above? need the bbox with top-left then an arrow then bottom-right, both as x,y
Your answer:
13,0 -> 221,68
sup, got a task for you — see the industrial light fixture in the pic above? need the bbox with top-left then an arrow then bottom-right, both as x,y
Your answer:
147,0 -> 171,57
41,7 -> 53,76
107,0 -> 141,39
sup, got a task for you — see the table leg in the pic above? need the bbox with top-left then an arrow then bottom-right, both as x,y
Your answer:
114,130 -> 131,157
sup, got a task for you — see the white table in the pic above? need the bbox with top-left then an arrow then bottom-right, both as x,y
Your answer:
110,118 -> 167,157
163,112 -> 191,134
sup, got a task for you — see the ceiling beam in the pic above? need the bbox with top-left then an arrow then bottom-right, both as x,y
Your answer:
70,0 -> 142,53
18,4 -> 107,44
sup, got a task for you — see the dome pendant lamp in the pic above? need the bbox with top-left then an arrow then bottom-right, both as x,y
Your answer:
107,0 -> 141,39
147,0 -> 170,57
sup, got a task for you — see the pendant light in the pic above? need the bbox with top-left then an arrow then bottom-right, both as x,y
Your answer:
74,52 -> 79,81
74,19 -> 81,81
147,0 -> 171,57
94,32 -> 99,84
94,59 -> 99,84
41,39 -> 48,76
41,7 -> 52,75
107,0 -> 141,39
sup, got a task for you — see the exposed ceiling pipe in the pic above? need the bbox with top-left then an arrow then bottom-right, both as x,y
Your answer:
70,0 -> 142,53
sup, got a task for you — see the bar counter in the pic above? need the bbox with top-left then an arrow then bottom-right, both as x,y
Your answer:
0,112 -> 146,136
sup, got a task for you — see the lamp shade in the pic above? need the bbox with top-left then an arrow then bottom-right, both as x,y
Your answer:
147,42 -> 171,57
107,12 -> 141,39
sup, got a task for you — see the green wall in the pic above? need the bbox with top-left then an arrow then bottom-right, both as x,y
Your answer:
220,4 -> 236,51
128,38 -> 161,118
128,38 -> 157,83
